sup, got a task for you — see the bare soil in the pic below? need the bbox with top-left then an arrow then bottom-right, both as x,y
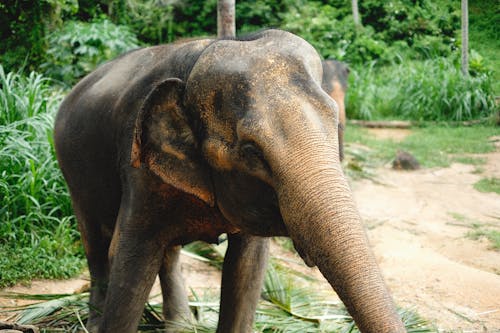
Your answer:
1,128 -> 499,332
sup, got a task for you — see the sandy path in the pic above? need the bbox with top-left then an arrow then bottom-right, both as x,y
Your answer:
354,162 -> 500,331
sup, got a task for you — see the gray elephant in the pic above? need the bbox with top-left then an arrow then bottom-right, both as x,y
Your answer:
54,29 -> 405,333
322,59 -> 349,160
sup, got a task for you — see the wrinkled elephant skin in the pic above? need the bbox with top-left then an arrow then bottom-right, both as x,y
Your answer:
54,30 -> 405,333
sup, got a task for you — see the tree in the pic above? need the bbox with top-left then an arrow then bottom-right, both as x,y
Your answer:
217,0 -> 235,38
461,0 -> 469,75
352,0 -> 361,27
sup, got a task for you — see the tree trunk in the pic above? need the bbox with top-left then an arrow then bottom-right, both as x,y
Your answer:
461,0 -> 469,76
352,0 -> 361,27
217,0 -> 236,38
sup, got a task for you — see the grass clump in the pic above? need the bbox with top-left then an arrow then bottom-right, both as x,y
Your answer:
448,213 -> 500,251
473,178 -> 500,195
0,66 -> 84,288
466,226 -> 500,251
347,57 -> 497,122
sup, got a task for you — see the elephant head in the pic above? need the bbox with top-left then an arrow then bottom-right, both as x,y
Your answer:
132,30 -> 404,332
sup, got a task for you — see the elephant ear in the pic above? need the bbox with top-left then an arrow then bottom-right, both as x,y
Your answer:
131,78 -> 215,206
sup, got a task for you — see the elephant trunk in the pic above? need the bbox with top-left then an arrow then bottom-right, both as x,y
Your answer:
274,139 -> 405,333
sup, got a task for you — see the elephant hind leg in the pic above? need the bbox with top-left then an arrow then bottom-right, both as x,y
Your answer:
159,245 -> 192,332
69,184 -> 121,332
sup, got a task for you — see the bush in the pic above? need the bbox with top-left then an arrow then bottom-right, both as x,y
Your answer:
360,0 -> 459,53
42,19 -> 140,85
0,66 -> 84,287
109,0 -> 177,44
347,57 -> 497,121
280,2 -> 390,63
0,0 -> 78,72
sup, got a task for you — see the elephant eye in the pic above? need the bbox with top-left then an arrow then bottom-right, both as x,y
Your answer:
240,141 -> 270,169
240,141 -> 263,160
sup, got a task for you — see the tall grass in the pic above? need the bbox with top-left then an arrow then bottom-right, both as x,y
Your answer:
0,65 -> 84,287
347,57 -> 497,121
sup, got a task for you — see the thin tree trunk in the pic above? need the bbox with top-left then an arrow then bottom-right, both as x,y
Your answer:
461,0 -> 469,76
217,0 -> 236,38
352,0 -> 361,27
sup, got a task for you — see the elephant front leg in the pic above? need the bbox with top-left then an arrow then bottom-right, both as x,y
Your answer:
98,209 -> 167,333
216,234 -> 270,333
160,245 -> 192,332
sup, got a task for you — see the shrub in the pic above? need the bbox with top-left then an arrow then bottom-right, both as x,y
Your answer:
0,0 -> 78,72
41,19 -> 140,85
109,0 -> 178,44
360,0 -> 460,54
278,0 -> 460,64
280,2 -> 391,64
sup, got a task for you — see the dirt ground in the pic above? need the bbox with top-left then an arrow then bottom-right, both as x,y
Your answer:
355,129 -> 500,332
1,129 -> 499,332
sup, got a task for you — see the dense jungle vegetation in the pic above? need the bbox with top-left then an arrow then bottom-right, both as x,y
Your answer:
0,0 -> 498,288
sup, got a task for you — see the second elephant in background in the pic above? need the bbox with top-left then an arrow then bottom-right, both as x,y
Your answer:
322,59 -> 349,160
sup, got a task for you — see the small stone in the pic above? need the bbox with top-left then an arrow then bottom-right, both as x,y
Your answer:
392,150 -> 420,170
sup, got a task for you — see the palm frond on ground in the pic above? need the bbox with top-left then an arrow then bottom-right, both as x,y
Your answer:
0,259 -> 434,333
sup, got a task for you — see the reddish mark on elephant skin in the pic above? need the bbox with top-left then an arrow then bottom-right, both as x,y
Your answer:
154,182 -> 239,245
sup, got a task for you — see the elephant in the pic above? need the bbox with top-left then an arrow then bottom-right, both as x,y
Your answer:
321,59 -> 349,161
54,29 -> 405,333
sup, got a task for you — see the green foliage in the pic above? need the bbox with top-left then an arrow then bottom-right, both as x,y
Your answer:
360,0 -> 459,57
469,0 -> 500,94
278,0 -> 460,64
170,0 -> 218,38
0,0 -> 78,72
236,1 -> 285,33
42,19 -> 140,84
109,0 -> 218,42
280,2 -> 391,64
473,177 -> 500,195
0,66 -> 84,287
182,240 -> 227,269
109,0 -> 178,44
347,57 -> 497,121
0,0 -> 46,71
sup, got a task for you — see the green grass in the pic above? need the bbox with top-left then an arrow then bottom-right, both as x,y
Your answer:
0,66 -> 84,288
345,125 -> 499,168
347,58 -> 497,122
452,156 -> 487,165
473,177 -> 500,194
